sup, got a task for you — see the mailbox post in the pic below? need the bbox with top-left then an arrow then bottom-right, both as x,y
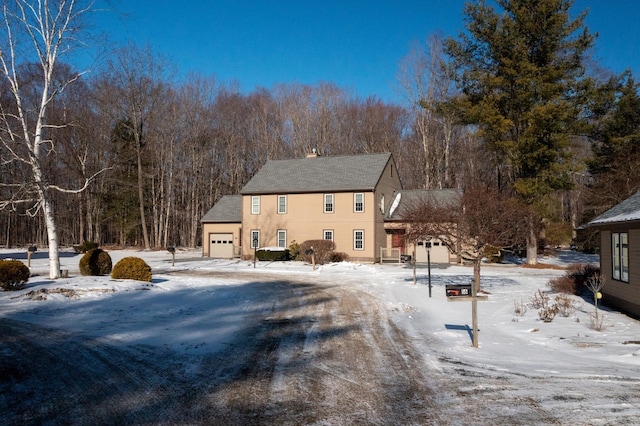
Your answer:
167,246 -> 176,266
27,245 -> 37,268
446,282 -> 487,348
426,241 -> 432,298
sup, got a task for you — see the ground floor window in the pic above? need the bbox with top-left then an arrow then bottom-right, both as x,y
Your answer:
612,232 -> 629,282
277,230 -> 287,248
354,230 -> 364,250
251,230 -> 260,248
324,229 -> 334,241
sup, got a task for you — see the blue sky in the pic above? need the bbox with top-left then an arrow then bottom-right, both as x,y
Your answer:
89,1 -> 640,102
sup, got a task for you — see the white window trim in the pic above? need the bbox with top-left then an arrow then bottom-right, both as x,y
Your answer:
278,195 -> 287,214
250,230 -> 260,248
323,229 -> 334,241
324,193 -> 334,213
251,196 -> 260,215
354,230 -> 364,251
277,230 -> 287,248
354,192 -> 364,213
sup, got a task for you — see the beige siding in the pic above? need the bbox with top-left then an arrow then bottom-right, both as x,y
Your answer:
201,223 -> 242,257
242,192 -> 379,261
598,226 -> 640,317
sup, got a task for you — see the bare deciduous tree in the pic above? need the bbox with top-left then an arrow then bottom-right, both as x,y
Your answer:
405,186 -> 531,292
0,0 -> 106,278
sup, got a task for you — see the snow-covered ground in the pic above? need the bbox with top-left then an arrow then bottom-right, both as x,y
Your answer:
2,247 -> 640,424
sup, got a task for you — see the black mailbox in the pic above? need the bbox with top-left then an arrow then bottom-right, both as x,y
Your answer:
167,246 -> 175,254
446,284 -> 472,297
28,245 -> 37,253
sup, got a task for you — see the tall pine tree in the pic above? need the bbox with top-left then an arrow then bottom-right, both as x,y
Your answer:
445,0 -> 594,264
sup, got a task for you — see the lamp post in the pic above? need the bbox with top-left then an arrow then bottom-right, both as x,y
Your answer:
426,241 -> 432,298
253,236 -> 258,268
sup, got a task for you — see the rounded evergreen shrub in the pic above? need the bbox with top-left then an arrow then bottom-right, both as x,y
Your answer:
0,260 -> 30,291
79,248 -> 113,276
111,257 -> 152,282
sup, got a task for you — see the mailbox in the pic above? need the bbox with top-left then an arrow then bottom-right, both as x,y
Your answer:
28,245 -> 37,253
446,284 -> 472,297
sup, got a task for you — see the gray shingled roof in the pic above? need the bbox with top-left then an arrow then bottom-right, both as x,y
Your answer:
201,195 -> 242,223
239,153 -> 393,195
386,189 -> 462,220
588,191 -> 640,226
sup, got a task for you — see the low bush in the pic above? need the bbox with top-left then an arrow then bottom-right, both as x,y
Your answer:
547,276 -> 575,294
329,252 -> 349,263
554,294 -> 581,318
256,248 -> 290,261
111,257 -> 152,282
548,263 -> 600,295
73,241 -> 99,254
288,240 -> 301,260
0,260 -> 30,291
299,239 -> 336,265
538,305 -> 558,322
79,248 -> 112,276
529,289 -> 550,309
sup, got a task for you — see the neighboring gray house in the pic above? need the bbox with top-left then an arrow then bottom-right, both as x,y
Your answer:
588,191 -> 640,317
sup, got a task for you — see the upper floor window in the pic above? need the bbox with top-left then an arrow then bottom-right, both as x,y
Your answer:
354,193 -> 364,212
612,232 -> 629,282
278,195 -> 287,214
251,196 -> 260,214
324,194 -> 334,213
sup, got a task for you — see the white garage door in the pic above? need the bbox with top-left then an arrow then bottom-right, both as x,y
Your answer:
415,239 -> 449,264
209,233 -> 234,258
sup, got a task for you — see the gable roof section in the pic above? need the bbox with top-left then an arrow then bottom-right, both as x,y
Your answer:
239,153 -> 393,195
386,189 -> 462,221
588,191 -> 640,226
201,195 -> 242,223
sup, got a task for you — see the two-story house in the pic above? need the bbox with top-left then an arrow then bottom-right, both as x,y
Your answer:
201,152 -> 460,264
202,152 -> 400,262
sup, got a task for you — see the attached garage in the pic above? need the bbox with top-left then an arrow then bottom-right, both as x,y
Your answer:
201,195 -> 242,258
415,238 -> 450,264
209,233 -> 234,258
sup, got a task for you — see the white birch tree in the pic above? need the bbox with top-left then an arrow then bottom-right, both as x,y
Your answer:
0,0 -> 101,278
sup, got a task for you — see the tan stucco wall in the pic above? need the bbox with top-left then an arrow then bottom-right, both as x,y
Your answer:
598,226 -> 640,318
241,192 -> 379,262
201,222 -> 242,257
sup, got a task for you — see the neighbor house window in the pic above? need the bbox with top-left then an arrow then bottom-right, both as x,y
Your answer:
278,195 -> 287,214
612,232 -> 629,282
354,193 -> 364,212
354,230 -> 364,250
324,230 -> 334,241
277,230 -> 287,248
251,196 -> 260,214
324,194 -> 334,213
251,230 -> 260,248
